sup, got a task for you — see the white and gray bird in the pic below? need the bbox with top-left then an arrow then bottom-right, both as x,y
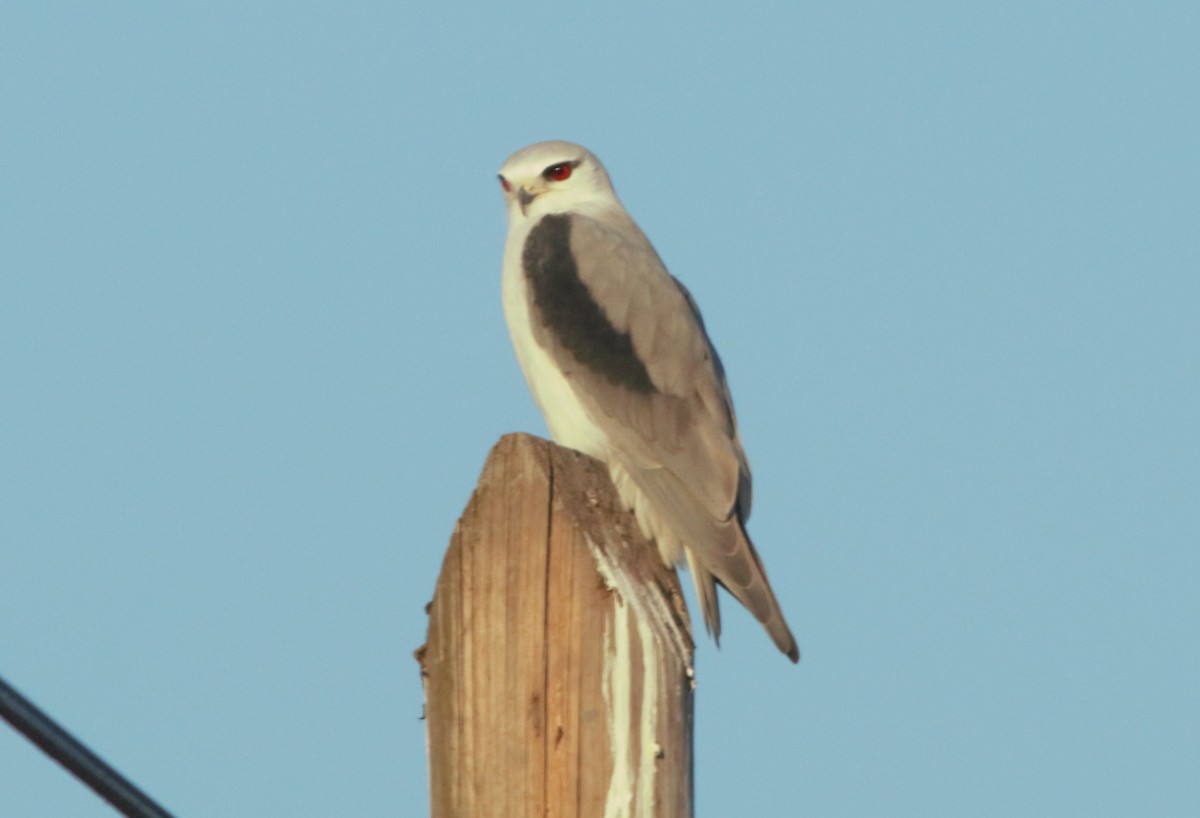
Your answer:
498,140 -> 798,662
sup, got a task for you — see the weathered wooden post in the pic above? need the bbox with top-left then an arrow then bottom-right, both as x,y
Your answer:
417,433 -> 695,817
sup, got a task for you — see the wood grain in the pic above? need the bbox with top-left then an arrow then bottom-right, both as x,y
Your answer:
419,434 -> 694,817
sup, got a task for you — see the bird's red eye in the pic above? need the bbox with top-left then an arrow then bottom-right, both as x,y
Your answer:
498,175 -> 511,192
544,163 -> 573,182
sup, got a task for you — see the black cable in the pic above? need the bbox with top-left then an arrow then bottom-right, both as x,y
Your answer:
0,674 -> 176,818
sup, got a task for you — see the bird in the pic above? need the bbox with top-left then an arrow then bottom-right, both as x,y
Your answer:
497,140 -> 798,662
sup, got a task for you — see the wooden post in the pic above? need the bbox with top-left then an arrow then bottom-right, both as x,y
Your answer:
416,433 -> 695,817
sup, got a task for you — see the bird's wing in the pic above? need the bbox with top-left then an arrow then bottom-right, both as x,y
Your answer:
521,211 -> 796,660
523,211 -> 748,522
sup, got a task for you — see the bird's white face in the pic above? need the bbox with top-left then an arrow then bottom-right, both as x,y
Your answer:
497,140 -> 620,223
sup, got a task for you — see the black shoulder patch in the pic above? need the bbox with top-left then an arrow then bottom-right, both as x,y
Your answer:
522,214 -> 657,394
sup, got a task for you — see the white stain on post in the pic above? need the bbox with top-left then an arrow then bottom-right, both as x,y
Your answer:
635,603 -> 660,816
602,592 -> 634,818
594,534 -> 691,818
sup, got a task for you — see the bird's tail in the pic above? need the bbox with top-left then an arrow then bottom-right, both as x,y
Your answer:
612,461 -> 798,662
687,521 -> 799,663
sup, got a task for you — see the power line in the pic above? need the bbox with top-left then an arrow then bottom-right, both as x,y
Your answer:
0,674 -> 176,818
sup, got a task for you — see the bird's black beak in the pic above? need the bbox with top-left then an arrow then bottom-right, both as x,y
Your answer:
517,187 -> 536,215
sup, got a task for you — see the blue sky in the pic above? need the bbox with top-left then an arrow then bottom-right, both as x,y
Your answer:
2,2 -> 1197,815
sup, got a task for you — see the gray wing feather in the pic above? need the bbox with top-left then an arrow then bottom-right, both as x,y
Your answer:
567,216 -> 742,516
541,214 -> 797,661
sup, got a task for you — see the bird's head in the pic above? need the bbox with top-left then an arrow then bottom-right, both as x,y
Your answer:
497,141 -> 620,221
